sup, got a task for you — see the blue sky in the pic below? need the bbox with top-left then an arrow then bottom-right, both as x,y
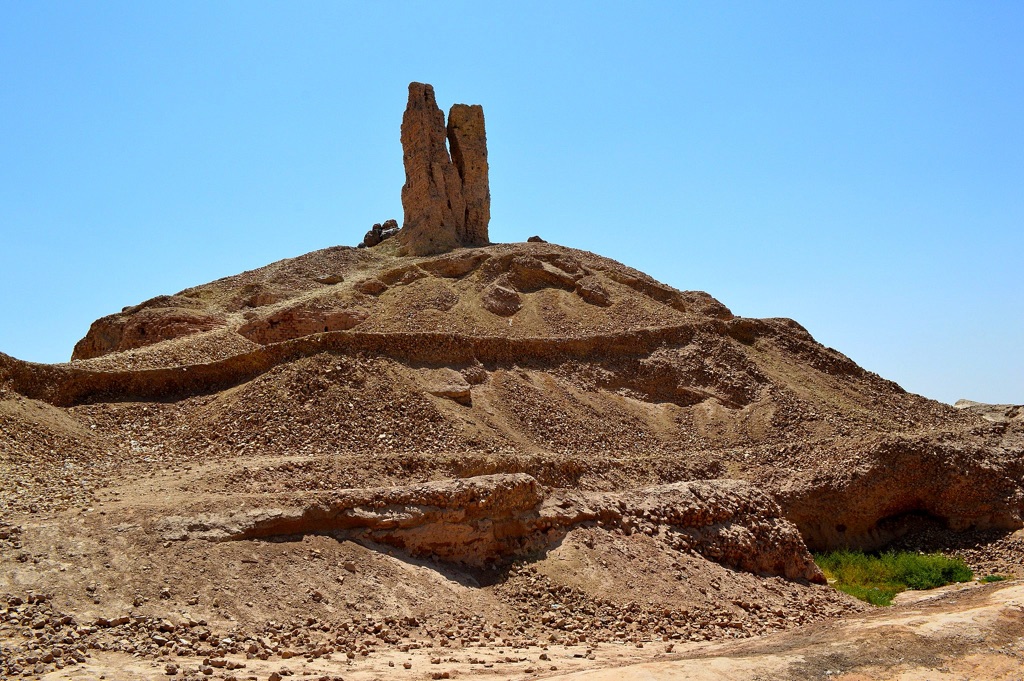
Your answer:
1,2 -> 1021,404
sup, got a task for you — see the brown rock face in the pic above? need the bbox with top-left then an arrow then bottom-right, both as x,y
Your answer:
236,303 -> 366,345
399,83 -> 489,255
71,295 -> 225,360
447,104 -> 490,247
161,473 -> 823,581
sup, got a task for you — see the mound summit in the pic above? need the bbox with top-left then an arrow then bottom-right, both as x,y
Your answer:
2,83 -> 1023,680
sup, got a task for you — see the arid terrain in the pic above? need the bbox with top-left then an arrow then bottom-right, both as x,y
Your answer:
3,237 -> 1023,680
3,83 -> 1023,679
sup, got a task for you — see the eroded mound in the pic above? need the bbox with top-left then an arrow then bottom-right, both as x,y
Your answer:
68,242 -> 730,364
3,238 -> 1023,681
3,241 -> 1023,553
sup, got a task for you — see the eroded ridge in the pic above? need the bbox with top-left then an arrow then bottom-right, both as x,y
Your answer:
160,473 -> 824,582
0,317 -> 789,407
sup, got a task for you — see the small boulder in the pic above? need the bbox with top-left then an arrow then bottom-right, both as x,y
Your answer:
354,278 -> 388,296
482,284 -> 522,317
360,219 -> 400,248
422,368 -> 473,406
575,276 -> 611,307
461,364 -> 488,385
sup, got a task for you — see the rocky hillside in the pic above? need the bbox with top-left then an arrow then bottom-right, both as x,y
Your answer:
3,83 -> 1022,679
3,236 -> 1021,680
3,237 -> 1019,549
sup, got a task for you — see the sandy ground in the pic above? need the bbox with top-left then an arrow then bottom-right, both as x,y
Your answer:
546,581 -> 1024,681
23,581 -> 1022,681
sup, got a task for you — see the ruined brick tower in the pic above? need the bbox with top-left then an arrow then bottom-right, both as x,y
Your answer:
399,82 -> 490,256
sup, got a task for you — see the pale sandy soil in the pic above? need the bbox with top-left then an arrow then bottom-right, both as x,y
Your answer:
26,582 -> 1023,681
546,581 -> 1024,681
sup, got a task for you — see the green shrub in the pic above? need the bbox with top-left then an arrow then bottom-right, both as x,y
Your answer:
814,550 -> 973,606
980,574 -> 1009,583
835,583 -> 902,606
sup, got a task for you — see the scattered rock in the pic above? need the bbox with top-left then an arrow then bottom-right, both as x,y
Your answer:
461,364 -> 488,385
360,219 -> 400,248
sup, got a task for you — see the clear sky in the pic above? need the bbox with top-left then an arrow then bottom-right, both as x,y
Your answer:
1,2 -> 1021,405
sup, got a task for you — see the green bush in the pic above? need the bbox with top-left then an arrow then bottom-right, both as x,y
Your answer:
814,550 -> 973,606
980,574 -> 1009,583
